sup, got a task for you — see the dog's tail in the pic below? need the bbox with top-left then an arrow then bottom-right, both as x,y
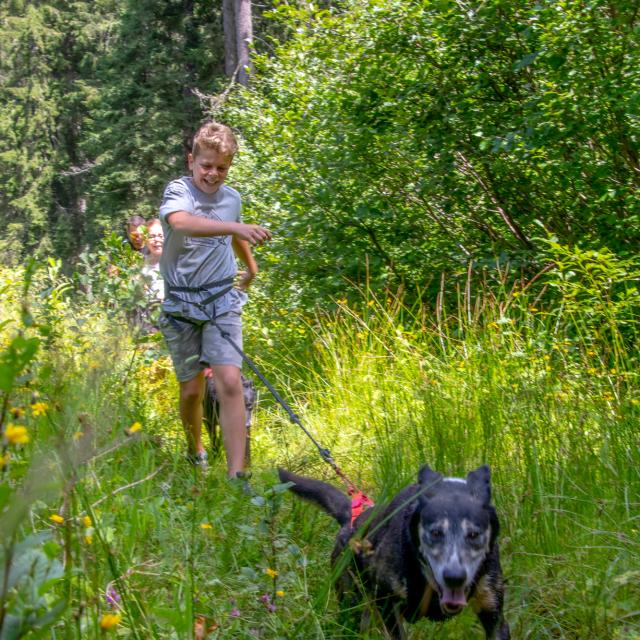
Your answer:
278,468 -> 351,527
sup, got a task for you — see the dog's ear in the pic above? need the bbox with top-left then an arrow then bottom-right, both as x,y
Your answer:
418,465 -> 443,489
466,464 -> 492,504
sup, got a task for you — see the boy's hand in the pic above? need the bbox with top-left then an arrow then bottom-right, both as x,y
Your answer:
234,223 -> 271,245
236,270 -> 256,291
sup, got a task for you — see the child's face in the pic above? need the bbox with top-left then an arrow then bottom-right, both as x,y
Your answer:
189,148 -> 233,194
127,224 -> 145,250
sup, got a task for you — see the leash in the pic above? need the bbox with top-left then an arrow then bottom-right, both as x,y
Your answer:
216,326 -> 374,527
162,281 -> 374,526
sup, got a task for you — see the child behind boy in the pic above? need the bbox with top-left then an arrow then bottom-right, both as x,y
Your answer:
157,122 -> 270,480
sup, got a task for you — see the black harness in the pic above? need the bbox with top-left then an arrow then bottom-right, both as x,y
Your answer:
164,276 -> 235,328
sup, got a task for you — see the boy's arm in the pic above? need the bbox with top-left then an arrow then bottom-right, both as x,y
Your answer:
233,237 -> 259,291
167,211 -> 270,245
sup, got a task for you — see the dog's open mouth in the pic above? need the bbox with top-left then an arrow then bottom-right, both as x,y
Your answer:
439,587 -> 467,614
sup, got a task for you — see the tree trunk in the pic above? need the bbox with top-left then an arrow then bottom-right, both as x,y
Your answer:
234,0 -> 253,85
222,0 -> 238,78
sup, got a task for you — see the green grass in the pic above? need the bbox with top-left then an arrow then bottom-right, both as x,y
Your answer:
1,265 -> 639,639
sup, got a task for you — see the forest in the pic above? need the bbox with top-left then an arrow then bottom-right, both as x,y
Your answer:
1,0 -> 639,638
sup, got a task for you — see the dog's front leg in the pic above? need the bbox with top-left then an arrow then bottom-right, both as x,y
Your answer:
379,601 -> 407,640
477,609 -> 510,640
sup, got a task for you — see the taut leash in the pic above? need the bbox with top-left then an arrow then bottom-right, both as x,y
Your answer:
161,282 -> 374,526
216,325 -> 374,526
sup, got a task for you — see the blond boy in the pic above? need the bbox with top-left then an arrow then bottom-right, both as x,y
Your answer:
158,122 -> 270,478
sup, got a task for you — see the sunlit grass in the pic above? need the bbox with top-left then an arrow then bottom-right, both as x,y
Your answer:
1,264 -> 639,638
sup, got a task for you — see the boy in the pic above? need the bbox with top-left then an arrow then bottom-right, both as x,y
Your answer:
157,122 -> 270,479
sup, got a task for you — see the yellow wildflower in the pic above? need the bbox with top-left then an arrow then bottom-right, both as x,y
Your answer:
31,402 -> 48,417
276,590 -> 285,598
200,523 -> 212,530
587,368 -> 597,375
265,568 -> 278,579
73,431 -> 84,440
84,534 -> 93,545
82,515 -> 92,528
4,424 -> 29,445
49,514 -> 64,524
99,613 -> 122,630
367,300 -> 375,306
0,451 -> 10,468
126,422 -> 142,435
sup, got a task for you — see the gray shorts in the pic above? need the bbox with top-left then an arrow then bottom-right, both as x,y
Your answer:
158,312 -> 243,382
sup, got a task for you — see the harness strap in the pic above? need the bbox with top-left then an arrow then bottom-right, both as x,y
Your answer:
349,490 -> 375,528
166,284 -> 234,310
166,276 -> 235,294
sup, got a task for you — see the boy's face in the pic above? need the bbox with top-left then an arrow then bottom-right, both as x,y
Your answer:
189,148 -> 233,194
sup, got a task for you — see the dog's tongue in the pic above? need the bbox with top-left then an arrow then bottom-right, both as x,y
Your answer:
441,587 -> 467,608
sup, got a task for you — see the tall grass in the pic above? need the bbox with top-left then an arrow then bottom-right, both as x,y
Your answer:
1,256 -> 639,638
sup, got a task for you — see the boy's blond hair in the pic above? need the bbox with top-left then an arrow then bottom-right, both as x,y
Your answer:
192,122 -> 238,158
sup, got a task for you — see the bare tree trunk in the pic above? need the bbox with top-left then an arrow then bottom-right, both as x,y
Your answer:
234,0 -> 253,85
222,0 -> 237,78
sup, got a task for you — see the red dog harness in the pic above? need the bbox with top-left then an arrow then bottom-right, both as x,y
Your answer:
349,489 -> 375,528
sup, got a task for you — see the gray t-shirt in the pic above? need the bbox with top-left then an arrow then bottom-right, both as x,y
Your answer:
158,176 -> 247,321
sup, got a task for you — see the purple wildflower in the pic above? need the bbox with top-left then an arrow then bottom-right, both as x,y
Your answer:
230,607 -> 241,618
260,593 -> 271,604
105,585 -> 121,608
266,603 -> 276,613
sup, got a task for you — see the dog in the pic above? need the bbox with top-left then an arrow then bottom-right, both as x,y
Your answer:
279,465 -> 510,639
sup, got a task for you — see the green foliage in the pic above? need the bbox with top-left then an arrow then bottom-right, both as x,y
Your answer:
0,258 -> 639,637
0,1 -> 119,261
224,0 -> 640,308
0,533 -> 66,640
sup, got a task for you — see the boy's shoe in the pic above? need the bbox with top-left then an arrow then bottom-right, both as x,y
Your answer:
228,470 -> 252,495
186,450 -> 209,470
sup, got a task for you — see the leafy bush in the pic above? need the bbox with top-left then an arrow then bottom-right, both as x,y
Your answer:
223,0 -> 640,309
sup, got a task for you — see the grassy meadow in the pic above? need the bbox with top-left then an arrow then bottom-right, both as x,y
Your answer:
1,256 -> 639,639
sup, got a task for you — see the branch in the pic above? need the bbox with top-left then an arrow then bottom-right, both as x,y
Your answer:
455,152 -> 534,249
59,161 -> 96,177
190,62 -> 242,115
85,464 -> 166,513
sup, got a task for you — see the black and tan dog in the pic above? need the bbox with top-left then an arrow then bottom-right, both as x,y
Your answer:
279,465 -> 510,639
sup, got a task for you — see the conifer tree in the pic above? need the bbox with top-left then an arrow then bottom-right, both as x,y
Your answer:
83,0 -> 226,242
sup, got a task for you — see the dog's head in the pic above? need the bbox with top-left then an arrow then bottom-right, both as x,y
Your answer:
413,465 -> 499,616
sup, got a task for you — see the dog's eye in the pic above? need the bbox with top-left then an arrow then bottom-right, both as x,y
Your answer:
466,530 -> 480,541
429,528 -> 444,539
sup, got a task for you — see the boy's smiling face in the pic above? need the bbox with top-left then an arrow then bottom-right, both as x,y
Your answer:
189,148 -> 233,194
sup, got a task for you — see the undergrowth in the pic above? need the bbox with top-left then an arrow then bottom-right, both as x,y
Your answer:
0,247 -> 638,639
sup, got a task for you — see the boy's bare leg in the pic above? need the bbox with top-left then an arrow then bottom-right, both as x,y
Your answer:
210,364 -> 246,477
179,371 -> 206,455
